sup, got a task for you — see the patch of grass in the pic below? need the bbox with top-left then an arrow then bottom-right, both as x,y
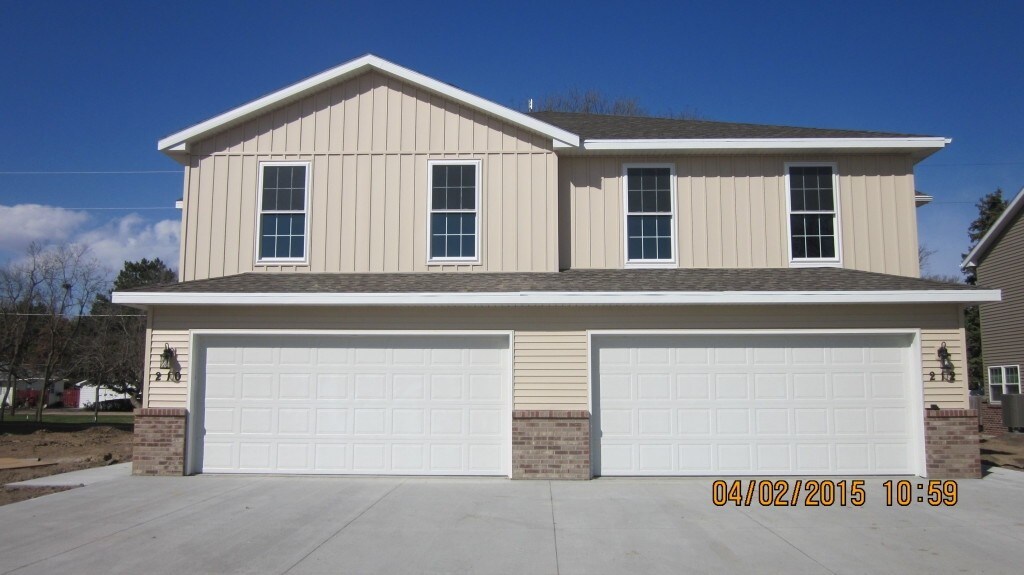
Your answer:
0,413 -> 134,425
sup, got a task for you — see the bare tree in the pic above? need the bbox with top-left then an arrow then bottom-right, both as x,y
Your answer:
75,258 -> 176,408
0,256 -> 45,420
529,88 -> 701,119
17,243 -> 106,422
918,244 -> 937,273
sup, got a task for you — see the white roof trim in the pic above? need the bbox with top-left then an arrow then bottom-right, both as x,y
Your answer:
113,289 -> 1000,307
582,137 -> 950,152
914,192 -> 934,207
962,185 -> 1024,268
158,54 -> 580,152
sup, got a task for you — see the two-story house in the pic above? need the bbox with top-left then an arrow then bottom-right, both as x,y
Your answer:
962,186 -> 1024,432
114,55 -> 998,479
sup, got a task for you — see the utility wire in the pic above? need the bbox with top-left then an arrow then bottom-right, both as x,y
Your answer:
0,170 -> 180,175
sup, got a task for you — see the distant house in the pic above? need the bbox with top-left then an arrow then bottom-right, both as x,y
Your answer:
71,381 -> 132,408
962,186 -> 1024,431
0,378 -> 68,408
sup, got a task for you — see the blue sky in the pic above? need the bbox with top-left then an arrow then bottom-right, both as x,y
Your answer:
1,0 -> 1021,277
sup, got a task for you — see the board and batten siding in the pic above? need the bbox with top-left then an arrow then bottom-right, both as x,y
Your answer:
977,209 -> 1024,370
560,154 -> 920,276
143,303 -> 968,411
179,71 -> 557,280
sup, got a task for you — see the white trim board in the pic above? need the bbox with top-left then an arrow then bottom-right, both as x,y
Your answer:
114,288 -> 1001,307
583,137 -> 949,152
158,54 -> 580,154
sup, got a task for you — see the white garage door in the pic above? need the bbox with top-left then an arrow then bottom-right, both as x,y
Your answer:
194,335 -> 509,475
595,334 -> 919,476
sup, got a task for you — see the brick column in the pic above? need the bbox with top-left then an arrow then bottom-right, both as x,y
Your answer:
512,410 -> 590,480
133,408 -> 188,476
924,409 -> 981,478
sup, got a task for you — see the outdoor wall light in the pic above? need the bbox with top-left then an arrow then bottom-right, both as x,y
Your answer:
160,344 -> 176,370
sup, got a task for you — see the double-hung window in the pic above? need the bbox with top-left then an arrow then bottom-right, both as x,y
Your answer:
624,165 -> 676,265
787,164 -> 840,264
257,162 -> 309,262
989,365 -> 1021,404
428,160 -> 480,262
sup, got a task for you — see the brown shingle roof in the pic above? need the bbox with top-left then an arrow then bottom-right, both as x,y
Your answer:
529,111 -> 929,140
126,268 -> 976,294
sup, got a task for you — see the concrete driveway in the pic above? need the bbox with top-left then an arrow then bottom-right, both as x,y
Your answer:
2,470 -> 1024,575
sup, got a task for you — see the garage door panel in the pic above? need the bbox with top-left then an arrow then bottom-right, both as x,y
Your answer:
198,335 -> 509,475
596,334 -> 916,476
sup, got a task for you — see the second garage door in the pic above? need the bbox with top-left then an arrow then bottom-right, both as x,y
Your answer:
193,334 -> 509,476
594,334 -> 919,476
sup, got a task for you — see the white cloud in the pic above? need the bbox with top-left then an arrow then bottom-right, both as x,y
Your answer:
0,204 -> 180,274
73,213 -> 180,273
0,204 -> 90,251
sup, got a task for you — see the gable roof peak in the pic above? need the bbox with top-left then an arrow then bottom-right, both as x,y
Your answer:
157,54 -> 579,158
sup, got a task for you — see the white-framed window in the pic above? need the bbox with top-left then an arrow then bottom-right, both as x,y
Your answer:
786,163 -> 841,266
989,365 -> 1021,404
256,162 -> 310,263
428,160 -> 481,263
623,164 -> 677,266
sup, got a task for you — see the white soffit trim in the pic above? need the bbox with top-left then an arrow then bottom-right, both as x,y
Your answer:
112,289 -> 1001,307
961,185 -> 1024,268
157,54 -> 580,151
582,137 -> 950,152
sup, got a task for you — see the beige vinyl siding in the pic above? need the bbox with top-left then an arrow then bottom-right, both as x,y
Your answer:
145,303 -> 966,411
977,209 -> 1024,370
146,329 -> 190,409
561,154 -> 920,276
513,331 -> 587,409
179,71 -> 557,280
921,326 -> 969,410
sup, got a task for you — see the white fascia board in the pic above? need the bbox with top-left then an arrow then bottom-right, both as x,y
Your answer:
961,185 -> 1024,269
112,289 -> 1001,307
582,137 -> 949,152
157,55 -> 579,152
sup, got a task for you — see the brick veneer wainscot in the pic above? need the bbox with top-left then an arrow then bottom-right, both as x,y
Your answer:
979,401 -> 1006,435
924,409 -> 981,478
512,410 -> 590,480
133,408 -> 187,476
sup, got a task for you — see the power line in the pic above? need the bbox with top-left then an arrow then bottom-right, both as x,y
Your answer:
0,170 -> 180,175
920,162 -> 1024,167
0,205 -> 179,211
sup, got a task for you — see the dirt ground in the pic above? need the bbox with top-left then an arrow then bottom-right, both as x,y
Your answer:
0,426 -> 133,506
980,433 -> 1024,470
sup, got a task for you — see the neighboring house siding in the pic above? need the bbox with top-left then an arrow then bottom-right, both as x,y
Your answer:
144,303 -> 967,412
977,209 -> 1024,370
179,71 -> 558,280
559,154 -> 919,276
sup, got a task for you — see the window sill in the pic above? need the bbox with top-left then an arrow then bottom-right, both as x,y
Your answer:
624,260 -> 678,269
788,260 -> 842,268
427,259 -> 482,266
255,260 -> 310,267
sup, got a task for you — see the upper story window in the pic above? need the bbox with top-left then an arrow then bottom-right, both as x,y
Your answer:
428,160 -> 480,262
989,365 -> 1020,404
258,162 -> 309,263
787,164 -> 840,265
623,164 -> 676,266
